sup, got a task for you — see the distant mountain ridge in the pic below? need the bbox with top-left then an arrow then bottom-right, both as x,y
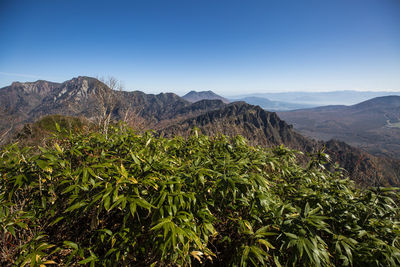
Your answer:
1,77 -> 399,187
182,90 -> 230,103
234,91 -> 400,106
278,95 -> 400,159
230,96 -> 315,111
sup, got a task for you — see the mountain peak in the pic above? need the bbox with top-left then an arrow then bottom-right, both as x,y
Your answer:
352,95 -> 400,110
8,80 -> 60,96
1,76 -> 400,187
182,90 -> 229,103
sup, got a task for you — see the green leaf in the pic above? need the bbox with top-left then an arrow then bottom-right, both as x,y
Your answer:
135,198 -> 154,210
49,216 -> 64,226
151,218 -> 172,231
284,232 -> 298,239
120,164 -> 128,178
104,196 -> 111,210
63,241 -> 79,250
78,255 -> 97,264
258,239 -> 275,250
129,202 -> 137,217
64,201 -> 87,213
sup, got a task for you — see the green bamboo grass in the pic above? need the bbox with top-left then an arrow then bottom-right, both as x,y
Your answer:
0,125 -> 399,266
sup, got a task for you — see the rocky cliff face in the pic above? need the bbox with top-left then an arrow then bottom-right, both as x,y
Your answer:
323,140 -> 397,187
0,80 -> 61,138
162,102 -> 313,150
0,77 -> 219,137
160,102 -> 400,187
0,80 -> 59,118
1,76 -> 399,187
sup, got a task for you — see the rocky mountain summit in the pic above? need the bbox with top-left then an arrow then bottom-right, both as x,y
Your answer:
1,76 -> 399,187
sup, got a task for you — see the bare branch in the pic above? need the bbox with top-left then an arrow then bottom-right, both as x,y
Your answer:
92,76 -> 123,138
0,125 -> 13,146
122,107 -> 147,132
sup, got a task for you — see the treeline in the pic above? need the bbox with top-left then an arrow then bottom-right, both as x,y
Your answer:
0,125 -> 399,266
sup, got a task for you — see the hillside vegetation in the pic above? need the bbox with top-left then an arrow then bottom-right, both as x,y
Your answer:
2,77 -> 400,187
1,124 -> 400,266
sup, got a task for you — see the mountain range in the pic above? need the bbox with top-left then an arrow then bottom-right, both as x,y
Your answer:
0,76 -> 399,187
181,90 -> 314,111
232,91 -> 400,106
229,96 -> 315,111
278,96 -> 400,159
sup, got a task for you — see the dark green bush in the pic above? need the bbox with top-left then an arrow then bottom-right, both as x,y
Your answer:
0,125 -> 399,266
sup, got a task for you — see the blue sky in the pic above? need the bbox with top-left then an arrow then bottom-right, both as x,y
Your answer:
0,0 -> 399,95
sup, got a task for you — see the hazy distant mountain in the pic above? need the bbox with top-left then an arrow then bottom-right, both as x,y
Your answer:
233,91 -> 400,106
230,96 -> 315,111
278,96 -> 400,159
182,90 -> 230,103
1,77 -> 399,187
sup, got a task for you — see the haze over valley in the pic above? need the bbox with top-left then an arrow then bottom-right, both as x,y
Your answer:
230,91 -> 400,106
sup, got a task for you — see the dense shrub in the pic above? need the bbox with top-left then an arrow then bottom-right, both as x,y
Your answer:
1,125 -> 399,266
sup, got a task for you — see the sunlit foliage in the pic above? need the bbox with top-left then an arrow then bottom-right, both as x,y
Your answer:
1,125 -> 399,266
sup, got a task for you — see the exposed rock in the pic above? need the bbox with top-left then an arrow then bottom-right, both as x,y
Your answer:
1,76 -> 399,187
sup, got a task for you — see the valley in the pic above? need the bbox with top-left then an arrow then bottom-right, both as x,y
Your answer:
278,96 -> 400,159
232,91 -> 400,106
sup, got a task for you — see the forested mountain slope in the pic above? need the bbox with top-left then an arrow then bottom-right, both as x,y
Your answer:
1,77 -> 399,186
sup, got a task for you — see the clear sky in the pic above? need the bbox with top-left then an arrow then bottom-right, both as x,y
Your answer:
0,0 -> 399,95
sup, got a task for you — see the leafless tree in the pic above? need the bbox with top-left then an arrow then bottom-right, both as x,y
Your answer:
0,127 -> 12,146
101,76 -> 124,92
0,115 -> 16,146
93,76 -> 121,139
93,76 -> 151,135
122,107 -> 147,132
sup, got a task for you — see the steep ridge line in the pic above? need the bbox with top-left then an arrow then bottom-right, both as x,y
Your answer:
1,76 -> 399,187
